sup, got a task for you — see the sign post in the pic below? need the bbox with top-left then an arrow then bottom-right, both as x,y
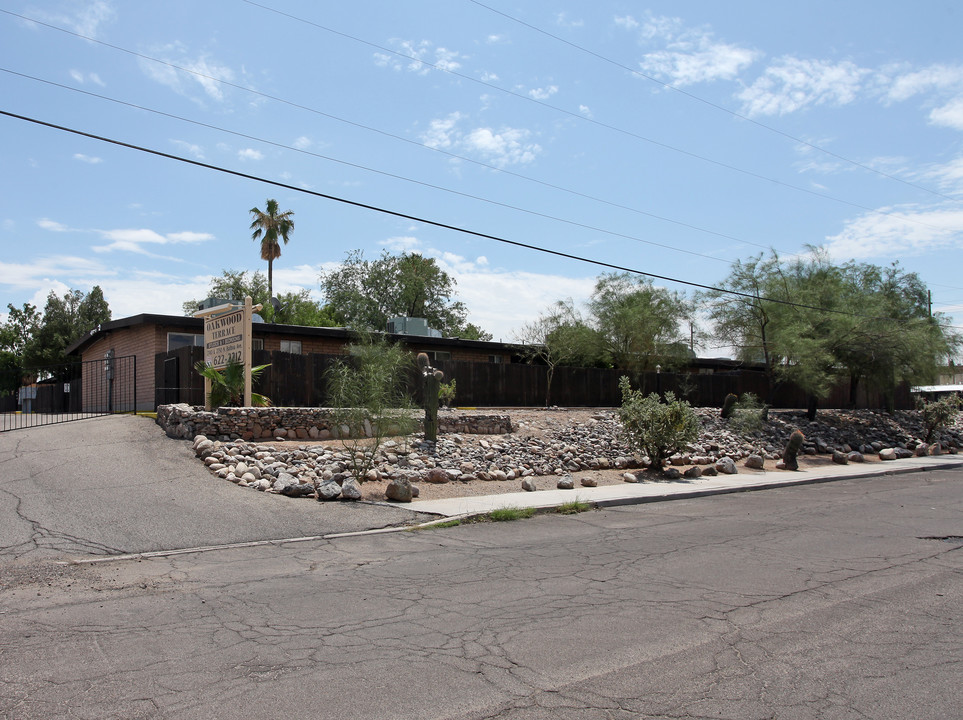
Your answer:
194,296 -> 260,409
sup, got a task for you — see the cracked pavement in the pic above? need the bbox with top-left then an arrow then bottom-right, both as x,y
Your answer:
1,432 -> 961,718
0,415 -> 433,562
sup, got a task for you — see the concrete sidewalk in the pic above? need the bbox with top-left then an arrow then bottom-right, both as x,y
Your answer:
411,455 -> 963,518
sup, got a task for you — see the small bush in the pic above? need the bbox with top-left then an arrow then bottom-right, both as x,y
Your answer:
917,395 -> 960,444
439,379 -> 457,407
730,392 -> 767,435
617,376 -> 700,471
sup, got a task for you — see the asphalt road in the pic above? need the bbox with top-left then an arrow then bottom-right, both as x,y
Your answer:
0,415 -> 431,561
1,464 -> 961,719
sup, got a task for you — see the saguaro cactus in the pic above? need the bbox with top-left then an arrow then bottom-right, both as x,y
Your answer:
417,353 -> 444,442
782,429 -> 805,471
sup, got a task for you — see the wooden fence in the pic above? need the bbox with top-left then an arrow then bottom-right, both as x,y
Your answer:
155,347 -> 912,410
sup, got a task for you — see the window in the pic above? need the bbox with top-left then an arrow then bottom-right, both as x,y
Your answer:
489,355 -> 504,364
426,351 -> 451,362
252,338 -> 264,351
280,339 -> 302,354
167,332 -> 203,351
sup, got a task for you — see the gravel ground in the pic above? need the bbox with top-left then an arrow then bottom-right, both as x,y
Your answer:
251,406 -> 952,504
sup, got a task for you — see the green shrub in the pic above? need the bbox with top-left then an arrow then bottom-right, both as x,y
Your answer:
325,333 -> 416,481
917,395 -> 960,444
730,392 -> 767,435
194,360 -> 271,407
617,376 -> 700,471
439,379 -> 457,407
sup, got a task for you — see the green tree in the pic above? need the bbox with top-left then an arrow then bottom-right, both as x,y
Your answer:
270,289 -> 339,326
321,250 -> 488,338
0,351 -> 20,397
589,273 -> 690,385
703,250 -> 959,415
24,287 -> 111,376
249,198 -> 295,300
1,302 -> 41,355
516,300 -> 601,406
703,253 -> 789,402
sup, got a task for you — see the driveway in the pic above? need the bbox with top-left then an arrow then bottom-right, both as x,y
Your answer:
0,415 -> 432,561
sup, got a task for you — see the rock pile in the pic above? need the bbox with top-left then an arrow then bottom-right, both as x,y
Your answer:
188,407 -> 963,503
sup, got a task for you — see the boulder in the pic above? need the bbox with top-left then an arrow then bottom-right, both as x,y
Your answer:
557,475 -> 575,490
385,479 -> 413,503
879,448 -> 898,461
715,457 -> 738,475
521,478 -> 537,492
683,466 -> 703,479
316,481 -> 342,501
341,478 -> 363,500
580,477 -> 598,487
831,450 -> 849,465
744,454 -> 765,470
847,451 -> 865,463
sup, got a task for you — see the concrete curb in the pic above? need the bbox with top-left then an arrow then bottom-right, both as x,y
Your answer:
410,456 -> 963,518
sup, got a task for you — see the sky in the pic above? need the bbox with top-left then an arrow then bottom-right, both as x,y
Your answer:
2,0 -> 963,354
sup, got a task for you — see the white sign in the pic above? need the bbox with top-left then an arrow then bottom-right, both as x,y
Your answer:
204,309 -> 244,369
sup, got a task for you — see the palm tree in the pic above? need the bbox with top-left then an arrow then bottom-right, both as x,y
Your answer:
249,199 -> 295,299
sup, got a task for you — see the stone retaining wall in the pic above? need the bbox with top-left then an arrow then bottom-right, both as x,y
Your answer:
155,404 -> 513,441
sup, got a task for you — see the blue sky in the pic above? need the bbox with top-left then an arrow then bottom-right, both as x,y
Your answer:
2,0 -> 963,352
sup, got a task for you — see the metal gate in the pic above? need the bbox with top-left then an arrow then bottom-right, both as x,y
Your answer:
0,354 -> 137,432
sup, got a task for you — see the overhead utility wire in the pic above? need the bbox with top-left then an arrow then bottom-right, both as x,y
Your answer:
233,1 -> 948,232
4,108 -> 953,330
0,68 -> 748,265
0,10 -> 784,257
468,0 -> 957,203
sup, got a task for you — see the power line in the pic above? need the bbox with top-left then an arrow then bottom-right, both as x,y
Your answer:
232,1 -> 954,232
0,8 -> 944,238
0,67 -> 755,265
4,108 -> 957,330
468,0 -> 959,203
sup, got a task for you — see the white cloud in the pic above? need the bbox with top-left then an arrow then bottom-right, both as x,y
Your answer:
380,236 -> 422,252
92,228 -> 214,255
73,153 -> 103,164
824,205 -> 963,260
237,148 -> 264,161
883,63 -> 963,102
69,69 -> 105,86
464,127 -> 541,167
529,85 -> 558,101
37,218 -> 70,232
614,16 -> 639,31
421,112 -> 463,150
433,253 -> 596,342
930,96 -> 963,130
139,44 -> 237,103
922,154 -> 963,193
0,256 -> 112,291
423,113 -> 541,166
34,0 -> 115,39
555,12 -> 583,29
738,57 -> 869,116
293,136 -> 312,150
171,139 -> 204,159
633,15 -> 760,86
374,40 -> 464,75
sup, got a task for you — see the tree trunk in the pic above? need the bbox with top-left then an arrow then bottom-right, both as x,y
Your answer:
806,395 -> 818,421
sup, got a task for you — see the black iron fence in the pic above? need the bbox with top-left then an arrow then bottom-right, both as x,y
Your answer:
156,347 -> 911,411
0,354 -> 137,432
